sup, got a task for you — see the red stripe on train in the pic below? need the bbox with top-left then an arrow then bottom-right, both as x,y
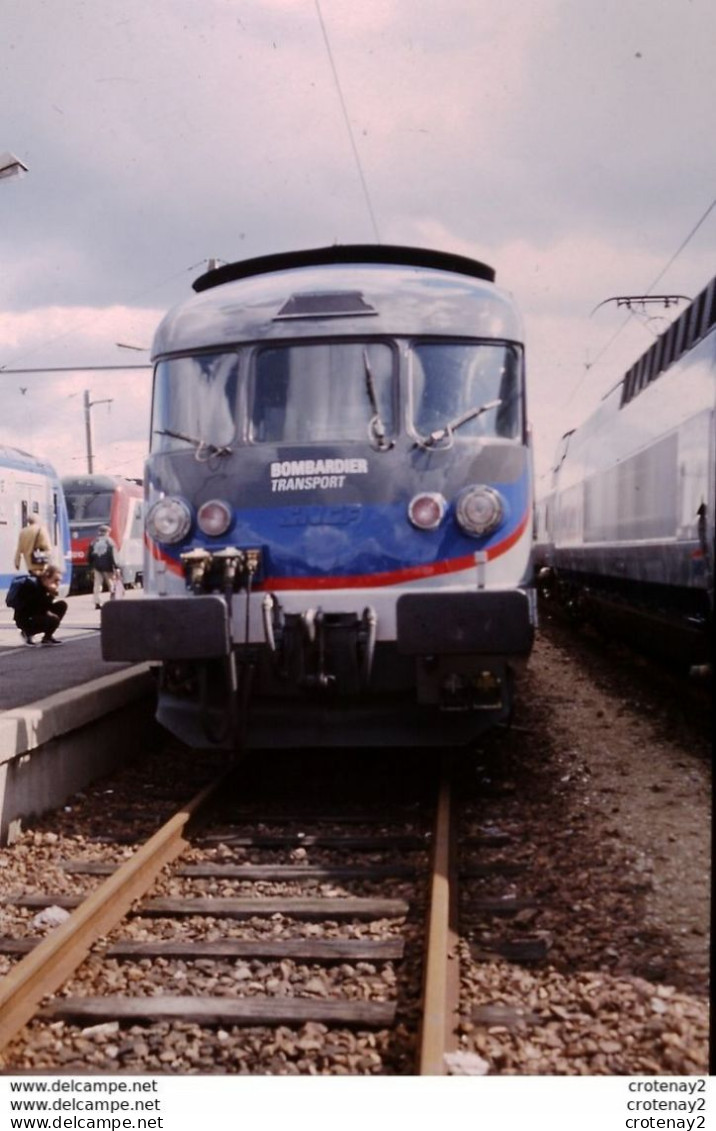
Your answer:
146,508 -> 531,590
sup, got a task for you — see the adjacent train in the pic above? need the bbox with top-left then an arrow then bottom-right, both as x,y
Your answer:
535,274 -> 715,667
102,245 -> 536,748
62,473 -> 144,593
0,445 -> 72,596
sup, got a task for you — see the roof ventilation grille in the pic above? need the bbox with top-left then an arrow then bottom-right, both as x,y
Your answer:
274,290 -> 377,320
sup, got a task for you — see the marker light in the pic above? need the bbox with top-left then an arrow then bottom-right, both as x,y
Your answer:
146,497 -> 192,544
197,499 -> 233,537
408,492 -> 446,531
455,485 -> 505,537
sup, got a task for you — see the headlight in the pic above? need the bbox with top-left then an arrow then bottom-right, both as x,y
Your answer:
146,497 -> 192,544
197,499 -> 233,537
408,492 -> 446,531
455,485 -> 505,537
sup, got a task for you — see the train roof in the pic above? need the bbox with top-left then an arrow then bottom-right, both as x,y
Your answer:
545,274 -> 716,480
152,245 -> 522,358
61,473 -> 142,491
192,245 -> 496,290
0,443 -> 58,476
619,274 -> 716,408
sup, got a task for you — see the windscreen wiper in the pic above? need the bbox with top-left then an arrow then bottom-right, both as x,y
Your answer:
418,398 -> 502,449
154,428 -> 233,459
363,350 -> 394,451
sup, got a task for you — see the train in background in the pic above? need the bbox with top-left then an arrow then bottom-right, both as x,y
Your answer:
0,445 -> 72,596
61,473 -> 144,593
103,244 -> 536,749
535,274 -> 715,668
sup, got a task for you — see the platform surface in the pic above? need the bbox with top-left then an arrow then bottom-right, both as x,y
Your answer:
0,592 -> 136,710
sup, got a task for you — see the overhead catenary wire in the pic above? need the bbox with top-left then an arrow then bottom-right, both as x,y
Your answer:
646,195 -> 716,295
2,6 -> 385,377
587,193 -> 716,372
565,192 -> 716,406
0,259 -> 207,375
0,365 -> 151,374
314,0 -> 381,244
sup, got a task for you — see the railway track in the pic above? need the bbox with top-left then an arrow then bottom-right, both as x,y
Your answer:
0,659 -> 709,1077
0,773 -> 228,1053
0,755 -> 486,1074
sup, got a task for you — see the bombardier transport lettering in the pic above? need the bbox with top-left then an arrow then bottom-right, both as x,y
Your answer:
270,459 -> 369,478
270,458 -> 369,493
272,475 -> 346,492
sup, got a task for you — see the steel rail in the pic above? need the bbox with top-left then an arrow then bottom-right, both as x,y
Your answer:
417,754 -> 459,1074
0,772 -> 230,1052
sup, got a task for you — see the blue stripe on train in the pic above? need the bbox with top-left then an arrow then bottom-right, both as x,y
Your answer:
157,476 -> 530,579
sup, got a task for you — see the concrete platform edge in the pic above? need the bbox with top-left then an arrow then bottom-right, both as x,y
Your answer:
0,665 -> 155,763
0,664 -> 159,844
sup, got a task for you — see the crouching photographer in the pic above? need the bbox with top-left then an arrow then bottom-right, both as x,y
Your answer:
9,564 -> 68,646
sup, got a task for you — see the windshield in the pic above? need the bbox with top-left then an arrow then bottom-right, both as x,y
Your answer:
152,352 -> 239,453
251,342 -> 394,443
64,491 -> 113,522
411,342 -> 522,440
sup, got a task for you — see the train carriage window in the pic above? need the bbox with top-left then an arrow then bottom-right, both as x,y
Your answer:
86,492 -> 113,520
660,321 -> 674,373
672,310 -> 689,363
130,500 -> 144,539
708,281 -> 716,331
687,291 -> 705,347
631,359 -> 642,393
411,342 -> 522,440
152,353 -> 238,452
649,334 -> 667,384
250,342 -> 394,443
64,489 -> 113,521
52,490 -> 60,544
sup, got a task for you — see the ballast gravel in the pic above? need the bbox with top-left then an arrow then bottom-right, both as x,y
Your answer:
0,622 -> 710,1075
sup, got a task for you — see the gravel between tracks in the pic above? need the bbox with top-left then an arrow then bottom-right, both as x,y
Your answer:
456,617 -> 710,1075
0,619 -> 710,1075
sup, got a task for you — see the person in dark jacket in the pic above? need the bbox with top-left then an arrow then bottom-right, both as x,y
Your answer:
13,565 -> 68,646
88,524 -> 119,609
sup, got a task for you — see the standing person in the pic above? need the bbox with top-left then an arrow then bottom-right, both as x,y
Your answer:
88,524 -> 119,609
14,513 -> 52,576
10,565 -> 67,645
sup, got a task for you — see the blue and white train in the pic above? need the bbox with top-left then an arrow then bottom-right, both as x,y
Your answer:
0,445 -> 72,597
103,245 -> 536,748
536,274 -> 715,667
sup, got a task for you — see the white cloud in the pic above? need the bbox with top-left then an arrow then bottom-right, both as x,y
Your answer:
0,304 -> 157,478
1,0 -> 714,487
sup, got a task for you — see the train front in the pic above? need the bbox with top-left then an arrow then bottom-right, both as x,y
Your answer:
102,248 -> 536,748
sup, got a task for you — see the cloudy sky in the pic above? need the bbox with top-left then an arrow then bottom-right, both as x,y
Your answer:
1,0 -> 714,486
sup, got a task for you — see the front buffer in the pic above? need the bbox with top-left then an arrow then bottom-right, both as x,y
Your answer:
102,583 -> 534,750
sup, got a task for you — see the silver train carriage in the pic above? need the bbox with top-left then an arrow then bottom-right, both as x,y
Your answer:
536,274 -> 715,666
102,245 -> 536,748
0,445 -> 72,597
